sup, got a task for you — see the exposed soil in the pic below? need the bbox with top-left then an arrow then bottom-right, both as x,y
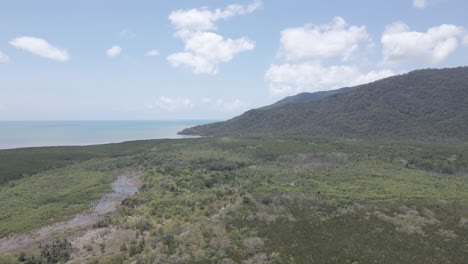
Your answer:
0,170 -> 142,253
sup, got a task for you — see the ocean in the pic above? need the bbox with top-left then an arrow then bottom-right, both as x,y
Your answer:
0,120 -> 212,150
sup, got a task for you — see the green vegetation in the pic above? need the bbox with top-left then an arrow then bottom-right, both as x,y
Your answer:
1,136 -> 468,263
15,238 -> 72,264
180,67 -> 468,139
0,139 -> 164,185
0,156 -> 135,236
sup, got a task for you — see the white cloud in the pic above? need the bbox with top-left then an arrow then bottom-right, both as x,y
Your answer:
266,17 -> 468,97
184,32 -> 254,61
265,17 -> 394,97
169,0 -> 262,31
147,96 -> 194,111
167,1 -> 259,75
463,35 -> 468,46
265,62 -> 395,96
168,31 -> 255,74
382,22 -> 465,65
9,36 -> 69,62
413,0 -> 427,8
0,51 -> 9,63
167,52 -> 215,74
146,50 -> 160,57
279,17 -> 370,61
106,46 -> 122,57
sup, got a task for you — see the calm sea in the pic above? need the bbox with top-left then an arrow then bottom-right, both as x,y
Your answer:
0,120 -> 213,150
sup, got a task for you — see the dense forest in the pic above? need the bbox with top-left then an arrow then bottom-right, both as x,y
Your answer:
180,67 -> 468,139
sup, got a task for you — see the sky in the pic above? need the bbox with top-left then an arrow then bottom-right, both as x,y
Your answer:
1,0 -> 468,120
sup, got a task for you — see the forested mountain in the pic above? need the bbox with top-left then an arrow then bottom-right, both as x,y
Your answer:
259,87 -> 351,110
180,67 -> 468,139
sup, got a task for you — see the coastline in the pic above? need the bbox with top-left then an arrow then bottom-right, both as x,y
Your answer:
0,120 -> 214,150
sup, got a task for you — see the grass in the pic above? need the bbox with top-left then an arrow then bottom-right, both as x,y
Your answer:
0,157 -> 133,236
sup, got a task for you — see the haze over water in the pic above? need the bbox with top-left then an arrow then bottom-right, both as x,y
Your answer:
0,120 -> 211,149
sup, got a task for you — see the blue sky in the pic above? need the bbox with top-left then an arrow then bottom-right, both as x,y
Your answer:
1,0 -> 468,120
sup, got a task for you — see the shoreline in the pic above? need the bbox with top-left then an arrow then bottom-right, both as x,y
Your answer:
0,120 -> 214,150
0,134 -> 202,151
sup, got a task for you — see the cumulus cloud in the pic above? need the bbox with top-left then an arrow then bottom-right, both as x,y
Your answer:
279,17 -> 371,61
413,0 -> 427,8
463,35 -> 468,46
169,0 -> 262,31
9,37 -> 69,62
106,46 -> 122,57
0,51 -> 9,63
146,50 -> 160,57
167,53 -> 215,74
167,1 -> 259,74
382,22 -> 465,65
265,17 -> 394,96
168,31 -> 254,74
147,96 -> 194,111
265,62 -> 395,96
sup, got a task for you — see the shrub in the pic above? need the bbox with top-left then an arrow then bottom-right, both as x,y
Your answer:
93,216 -> 113,228
40,238 -> 72,263
120,243 -> 127,252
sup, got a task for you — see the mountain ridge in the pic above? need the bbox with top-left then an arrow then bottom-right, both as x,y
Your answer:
259,87 -> 352,110
180,67 -> 468,139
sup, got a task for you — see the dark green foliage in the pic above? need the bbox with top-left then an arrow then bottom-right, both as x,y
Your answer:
15,253 -> 40,264
135,218 -> 152,233
17,252 -> 27,262
181,67 -> 468,140
39,238 -> 72,263
242,196 -> 252,204
128,238 -> 145,257
99,243 -> 106,253
93,216 -> 113,228
120,243 -> 127,252
0,139 -> 163,185
102,254 -> 127,264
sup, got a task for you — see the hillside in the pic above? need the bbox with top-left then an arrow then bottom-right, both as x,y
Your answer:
180,67 -> 468,139
259,87 -> 351,110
